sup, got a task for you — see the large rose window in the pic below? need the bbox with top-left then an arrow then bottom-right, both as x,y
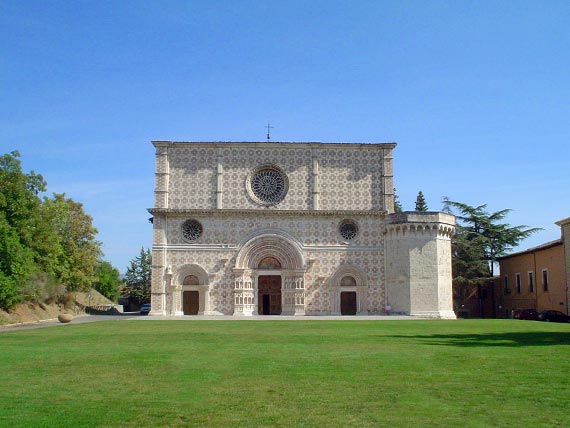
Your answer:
246,165 -> 289,206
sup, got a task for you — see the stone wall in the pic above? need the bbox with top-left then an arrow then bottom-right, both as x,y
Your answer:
151,212 -> 385,315
385,212 -> 456,318
152,141 -> 395,212
149,141 -> 455,318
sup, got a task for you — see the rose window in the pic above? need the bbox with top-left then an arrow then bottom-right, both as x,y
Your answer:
181,219 -> 203,241
247,165 -> 288,206
339,219 -> 359,241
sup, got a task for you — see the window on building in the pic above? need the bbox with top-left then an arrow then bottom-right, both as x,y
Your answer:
503,276 -> 509,294
528,272 -> 534,293
542,269 -> 549,292
515,273 -> 521,294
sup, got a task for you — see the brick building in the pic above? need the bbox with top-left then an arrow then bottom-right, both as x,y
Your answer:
496,217 -> 570,317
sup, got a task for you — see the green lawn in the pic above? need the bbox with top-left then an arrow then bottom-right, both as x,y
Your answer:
1,320 -> 569,428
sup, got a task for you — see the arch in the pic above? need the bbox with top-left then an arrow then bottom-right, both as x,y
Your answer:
172,264 -> 210,316
329,264 -> 368,316
330,264 -> 368,287
235,230 -> 304,270
173,264 -> 209,286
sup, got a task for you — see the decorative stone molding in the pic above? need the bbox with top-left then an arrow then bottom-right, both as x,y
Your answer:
235,232 -> 305,271
148,208 -> 389,218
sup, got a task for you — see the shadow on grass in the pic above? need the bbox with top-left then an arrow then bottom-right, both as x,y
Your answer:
385,331 -> 570,347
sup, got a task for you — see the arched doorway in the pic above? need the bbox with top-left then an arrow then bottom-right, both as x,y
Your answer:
330,265 -> 368,315
170,264 -> 210,316
233,231 -> 306,316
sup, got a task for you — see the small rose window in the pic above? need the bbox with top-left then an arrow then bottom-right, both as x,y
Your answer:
339,219 -> 359,241
182,219 -> 203,241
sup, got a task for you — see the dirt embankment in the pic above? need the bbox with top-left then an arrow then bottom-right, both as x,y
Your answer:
0,301 -> 78,326
0,290 -> 114,326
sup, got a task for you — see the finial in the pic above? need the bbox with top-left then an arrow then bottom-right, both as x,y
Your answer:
265,121 -> 274,142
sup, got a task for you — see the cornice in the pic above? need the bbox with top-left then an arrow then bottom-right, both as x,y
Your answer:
151,141 -> 397,150
148,208 -> 388,218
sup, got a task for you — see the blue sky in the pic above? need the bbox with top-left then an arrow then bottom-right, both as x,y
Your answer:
2,1 -> 569,273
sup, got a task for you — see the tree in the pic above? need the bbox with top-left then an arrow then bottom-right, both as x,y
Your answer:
0,151 -> 45,308
415,191 -> 428,212
442,198 -> 541,317
393,188 -> 403,213
42,193 -> 102,290
93,261 -> 122,301
442,198 -> 541,278
123,247 -> 152,305
0,151 -> 103,309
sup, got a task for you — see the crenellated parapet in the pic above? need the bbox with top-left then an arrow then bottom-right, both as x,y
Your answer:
384,223 -> 455,239
385,212 -> 455,237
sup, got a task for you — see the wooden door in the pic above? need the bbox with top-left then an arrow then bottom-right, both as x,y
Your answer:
258,276 -> 282,315
340,291 -> 357,315
183,291 -> 199,315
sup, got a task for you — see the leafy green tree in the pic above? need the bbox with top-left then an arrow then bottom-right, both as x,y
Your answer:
414,191 -> 428,212
0,151 -> 45,308
393,188 -> 403,213
442,198 -> 541,278
93,261 -> 122,301
42,193 -> 102,290
0,151 -> 103,309
123,247 -> 152,305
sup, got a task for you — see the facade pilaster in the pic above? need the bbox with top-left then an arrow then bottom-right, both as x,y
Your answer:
311,149 -> 319,210
216,148 -> 223,209
153,142 -> 170,209
382,148 -> 394,213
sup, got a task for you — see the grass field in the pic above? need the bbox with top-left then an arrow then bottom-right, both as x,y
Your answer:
1,319 -> 569,428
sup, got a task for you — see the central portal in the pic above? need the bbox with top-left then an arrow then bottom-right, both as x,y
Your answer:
258,275 -> 282,315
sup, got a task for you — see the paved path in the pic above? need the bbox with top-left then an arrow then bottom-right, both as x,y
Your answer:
1,313 -> 418,332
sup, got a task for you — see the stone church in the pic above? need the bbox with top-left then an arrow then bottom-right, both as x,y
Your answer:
148,141 -> 456,318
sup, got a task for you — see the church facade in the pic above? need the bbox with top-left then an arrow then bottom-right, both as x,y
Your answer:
148,141 -> 456,318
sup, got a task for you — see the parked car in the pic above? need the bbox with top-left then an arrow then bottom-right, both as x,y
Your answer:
537,310 -> 570,323
514,309 -> 539,320
140,303 -> 152,315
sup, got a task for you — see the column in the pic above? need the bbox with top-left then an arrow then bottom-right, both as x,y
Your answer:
282,274 -> 296,315
331,286 -> 341,315
282,272 -> 305,315
357,285 -> 367,315
170,284 -> 183,316
294,276 -> 306,315
233,270 -> 255,316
